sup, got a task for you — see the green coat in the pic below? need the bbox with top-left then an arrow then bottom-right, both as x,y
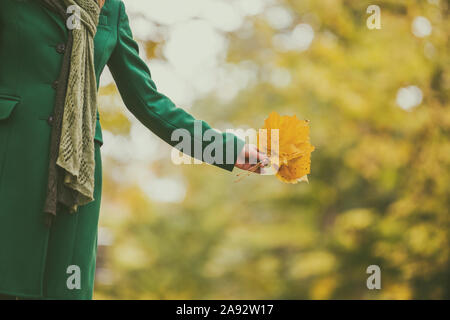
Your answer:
0,0 -> 244,299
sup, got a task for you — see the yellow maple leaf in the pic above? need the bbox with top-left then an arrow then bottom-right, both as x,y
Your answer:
258,111 -> 315,183
276,144 -> 315,184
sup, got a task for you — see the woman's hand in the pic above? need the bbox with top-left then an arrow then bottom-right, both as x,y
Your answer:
235,144 -> 270,173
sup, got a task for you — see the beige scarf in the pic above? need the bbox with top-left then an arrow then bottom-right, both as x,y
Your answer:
43,0 -> 104,219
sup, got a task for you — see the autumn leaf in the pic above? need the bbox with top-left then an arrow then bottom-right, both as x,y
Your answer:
258,111 -> 315,184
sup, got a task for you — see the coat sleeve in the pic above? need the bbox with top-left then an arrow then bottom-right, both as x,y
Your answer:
106,2 -> 245,172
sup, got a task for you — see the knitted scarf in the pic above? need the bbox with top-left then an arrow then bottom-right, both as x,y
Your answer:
42,0 -> 103,223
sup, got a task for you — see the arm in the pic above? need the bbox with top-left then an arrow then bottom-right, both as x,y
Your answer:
107,2 -> 245,171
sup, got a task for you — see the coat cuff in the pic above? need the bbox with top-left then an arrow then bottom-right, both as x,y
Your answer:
217,133 -> 246,172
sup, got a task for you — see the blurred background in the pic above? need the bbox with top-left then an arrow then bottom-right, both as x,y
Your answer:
94,0 -> 449,299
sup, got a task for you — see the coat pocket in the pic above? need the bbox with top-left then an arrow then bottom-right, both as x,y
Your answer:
0,94 -> 20,181
0,94 -> 20,121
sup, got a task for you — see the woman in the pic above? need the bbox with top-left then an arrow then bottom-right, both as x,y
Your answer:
0,0 -> 266,299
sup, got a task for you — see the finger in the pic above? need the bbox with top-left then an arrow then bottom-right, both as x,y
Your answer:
245,148 -> 259,165
254,166 -> 262,174
257,152 -> 270,166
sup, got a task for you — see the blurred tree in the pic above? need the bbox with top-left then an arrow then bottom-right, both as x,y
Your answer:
95,0 -> 449,299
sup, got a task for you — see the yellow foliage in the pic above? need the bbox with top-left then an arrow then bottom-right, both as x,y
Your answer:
310,277 -> 339,300
259,111 -> 315,183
